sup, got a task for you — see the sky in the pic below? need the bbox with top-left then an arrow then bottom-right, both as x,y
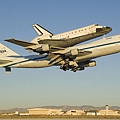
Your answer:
0,0 -> 120,110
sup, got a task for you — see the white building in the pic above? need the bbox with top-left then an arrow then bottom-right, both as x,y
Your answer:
99,105 -> 120,116
28,108 -> 63,115
85,110 -> 99,116
66,110 -> 85,115
99,110 -> 120,116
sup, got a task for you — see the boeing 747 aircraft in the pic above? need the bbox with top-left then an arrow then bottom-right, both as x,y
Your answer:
5,24 -> 111,54
0,34 -> 120,72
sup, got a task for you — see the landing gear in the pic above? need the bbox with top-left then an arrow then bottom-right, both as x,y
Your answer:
71,66 -> 84,72
60,60 -> 85,72
72,67 -> 78,72
5,67 -> 11,73
60,60 -> 79,72
60,62 -> 69,71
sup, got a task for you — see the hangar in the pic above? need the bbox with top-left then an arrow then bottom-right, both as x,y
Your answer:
66,110 -> 85,115
28,108 -> 63,115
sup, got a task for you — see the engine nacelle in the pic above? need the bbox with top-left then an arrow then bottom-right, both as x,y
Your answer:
36,44 -> 50,53
84,61 -> 96,67
25,44 -> 50,53
65,49 -> 79,56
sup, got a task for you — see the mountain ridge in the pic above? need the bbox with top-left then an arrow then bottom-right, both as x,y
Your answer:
0,105 -> 120,113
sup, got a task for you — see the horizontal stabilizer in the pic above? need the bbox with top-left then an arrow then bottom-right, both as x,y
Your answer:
5,39 -> 36,47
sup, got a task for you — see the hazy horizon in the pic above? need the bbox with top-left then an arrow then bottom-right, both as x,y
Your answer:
1,104 -> 120,111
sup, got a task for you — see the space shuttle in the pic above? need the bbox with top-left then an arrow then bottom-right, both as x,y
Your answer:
5,24 -> 112,54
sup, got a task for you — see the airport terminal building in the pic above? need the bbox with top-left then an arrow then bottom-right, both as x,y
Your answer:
28,108 -> 63,115
27,105 -> 120,116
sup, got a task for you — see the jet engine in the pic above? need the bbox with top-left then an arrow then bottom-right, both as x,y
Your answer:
35,44 -> 50,53
84,61 -> 96,67
65,49 -> 79,56
25,44 -> 50,53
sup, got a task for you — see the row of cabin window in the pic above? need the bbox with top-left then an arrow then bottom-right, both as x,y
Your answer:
54,27 -> 92,38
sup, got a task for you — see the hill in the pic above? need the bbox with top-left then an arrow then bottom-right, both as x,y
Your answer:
0,105 -> 120,113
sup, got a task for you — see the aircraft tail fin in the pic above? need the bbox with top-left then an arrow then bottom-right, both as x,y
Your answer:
32,24 -> 53,36
0,43 -> 19,57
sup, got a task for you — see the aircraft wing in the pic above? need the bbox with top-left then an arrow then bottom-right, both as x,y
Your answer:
5,38 -> 66,53
52,49 -> 92,55
49,48 -> 92,65
5,37 -> 80,48
5,38 -> 68,46
47,47 -> 94,72
37,37 -> 81,48
5,39 -> 37,47
5,37 -> 92,55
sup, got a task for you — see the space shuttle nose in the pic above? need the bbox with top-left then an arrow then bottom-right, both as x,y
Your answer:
96,25 -> 112,34
104,26 -> 112,32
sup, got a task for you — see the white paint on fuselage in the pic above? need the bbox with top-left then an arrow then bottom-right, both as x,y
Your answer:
3,35 -> 120,69
3,54 -> 51,68
74,35 -> 120,62
52,24 -> 97,39
12,60 -> 50,68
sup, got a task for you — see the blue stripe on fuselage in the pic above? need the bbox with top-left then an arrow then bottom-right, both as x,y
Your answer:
79,41 -> 120,51
4,55 -> 49,68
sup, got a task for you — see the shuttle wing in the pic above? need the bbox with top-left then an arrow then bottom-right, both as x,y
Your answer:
5,39 -> 37,47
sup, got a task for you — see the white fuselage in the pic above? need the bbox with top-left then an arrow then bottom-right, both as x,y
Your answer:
1,55 -> 51,68
32,24 -> 112,48
2,34 -> 120,69
71,34 -> 120,62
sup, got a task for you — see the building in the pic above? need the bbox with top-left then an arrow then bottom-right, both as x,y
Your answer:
19,113 -> 29,115
99,105 -> 120,116
28,108 -> 63,115
27,105 -> 120,116
85,105 -> 120,116
99,110 -> 120,116
66,110 -> 85,115
85,110 -> 99,116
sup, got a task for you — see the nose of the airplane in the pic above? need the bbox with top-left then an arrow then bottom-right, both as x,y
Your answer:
96,26 -> 112,34
104,26 -> 112,33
